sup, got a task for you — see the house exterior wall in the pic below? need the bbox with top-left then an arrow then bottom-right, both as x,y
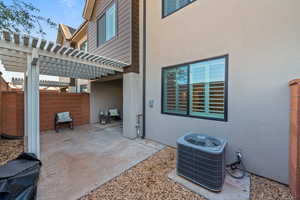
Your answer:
144,0 -> 300,184
90,79 -> 123,123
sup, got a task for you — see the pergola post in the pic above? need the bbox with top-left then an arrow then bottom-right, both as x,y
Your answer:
24,73 -> 28,152
25,52 -> 40,158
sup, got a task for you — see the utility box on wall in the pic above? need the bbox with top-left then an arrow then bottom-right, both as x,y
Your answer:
289,79 -> 300,200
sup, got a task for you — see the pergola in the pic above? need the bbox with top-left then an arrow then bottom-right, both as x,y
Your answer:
12,77 -> 70,88
0,31 -> 128,157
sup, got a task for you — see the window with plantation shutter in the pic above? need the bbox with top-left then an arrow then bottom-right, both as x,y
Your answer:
163,0 -> 196,17
162,66 -> 188,114
162,56 -> 228,121
189,58 -> 226,119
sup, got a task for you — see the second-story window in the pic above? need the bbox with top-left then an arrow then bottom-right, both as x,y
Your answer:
97,2 -> 117,46
80,40 -> 88,52
163,0 -> 196,17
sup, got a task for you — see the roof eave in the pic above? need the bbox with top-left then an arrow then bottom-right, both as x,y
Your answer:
83,0 -> 95,20
70,21 -> 88,41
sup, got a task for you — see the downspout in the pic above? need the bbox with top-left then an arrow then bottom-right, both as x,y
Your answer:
142,0 -> 146,139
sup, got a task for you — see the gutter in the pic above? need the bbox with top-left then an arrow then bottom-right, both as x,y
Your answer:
142,0 -> 146,139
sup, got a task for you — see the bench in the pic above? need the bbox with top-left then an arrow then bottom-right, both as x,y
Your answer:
55,112 -> 73,132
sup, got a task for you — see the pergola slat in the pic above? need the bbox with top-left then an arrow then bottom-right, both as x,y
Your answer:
71,49 -> 79,57
3,31 -> 11,41
81,53 -> 90,59
52,44 -> 62,53
0,56 -> 25,65
13,33 -> 20,44
46,42 -> 54,51
32,37 -> 39,48
0,50 -> 27,60
76,51 -> 84,58
23,35 -> 30,46
39,40 -> 47,50
59,46 -> 68,54
65,48 -> 75,56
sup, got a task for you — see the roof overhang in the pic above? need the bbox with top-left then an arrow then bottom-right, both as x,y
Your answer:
0,31 -> 128,80
83,0 -> 95,21
56,24 -> 75,44
71,21 -> 88,42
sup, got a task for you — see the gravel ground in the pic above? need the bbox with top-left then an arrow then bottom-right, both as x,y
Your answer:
0,140 -> 293,200
79,147 -> 293,200
0,138 -> 24,165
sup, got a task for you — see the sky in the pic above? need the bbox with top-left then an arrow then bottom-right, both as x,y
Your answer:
0,0 -> 85,82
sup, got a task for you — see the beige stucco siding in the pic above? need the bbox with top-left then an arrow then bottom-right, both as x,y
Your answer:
90,79 -> 123,123
144,0 -> 300,184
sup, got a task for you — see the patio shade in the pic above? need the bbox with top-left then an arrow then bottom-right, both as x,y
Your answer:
0,30 -> 129,158
0,31 -> 128,79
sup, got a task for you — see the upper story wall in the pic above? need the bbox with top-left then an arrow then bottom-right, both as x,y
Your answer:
87,0 -> 139,72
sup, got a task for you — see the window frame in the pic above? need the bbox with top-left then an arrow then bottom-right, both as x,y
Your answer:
79,40 -> 88,52
162,0 -> 197,18
161,55 -> 229,122
97,1 -> 118,47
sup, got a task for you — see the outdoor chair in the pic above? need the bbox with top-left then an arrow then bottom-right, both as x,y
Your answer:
108,108 -> 121,122
55,112 -> 73,132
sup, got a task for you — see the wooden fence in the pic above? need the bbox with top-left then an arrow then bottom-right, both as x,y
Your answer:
0,88 -> 90,137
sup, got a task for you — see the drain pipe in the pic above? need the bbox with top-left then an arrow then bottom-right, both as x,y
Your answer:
142,0 -> 147,139
136,114 -> 143,138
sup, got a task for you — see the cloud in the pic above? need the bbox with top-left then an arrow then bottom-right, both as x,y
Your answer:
60,0 -> 77,8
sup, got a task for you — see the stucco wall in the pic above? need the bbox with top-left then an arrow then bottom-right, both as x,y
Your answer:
144,0 -> 300,183
123,73 -> 142,138
90,79 -> 123,123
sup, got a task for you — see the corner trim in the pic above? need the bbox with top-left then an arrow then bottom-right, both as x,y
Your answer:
142,0 -> 146,139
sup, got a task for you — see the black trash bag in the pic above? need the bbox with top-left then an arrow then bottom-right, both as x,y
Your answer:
0,153 -> 42,200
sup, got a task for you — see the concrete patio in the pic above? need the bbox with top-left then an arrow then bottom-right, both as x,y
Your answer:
37,123 -> 165,200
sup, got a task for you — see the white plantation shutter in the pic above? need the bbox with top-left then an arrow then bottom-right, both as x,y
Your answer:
189,58 -> 226,119
163,66 -> 188,114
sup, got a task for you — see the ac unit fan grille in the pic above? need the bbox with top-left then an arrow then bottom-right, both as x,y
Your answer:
176,135 -> 226,192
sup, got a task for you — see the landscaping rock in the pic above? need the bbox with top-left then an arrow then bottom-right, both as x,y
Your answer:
0,139 -> 24,165
80,147 -> 292,200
